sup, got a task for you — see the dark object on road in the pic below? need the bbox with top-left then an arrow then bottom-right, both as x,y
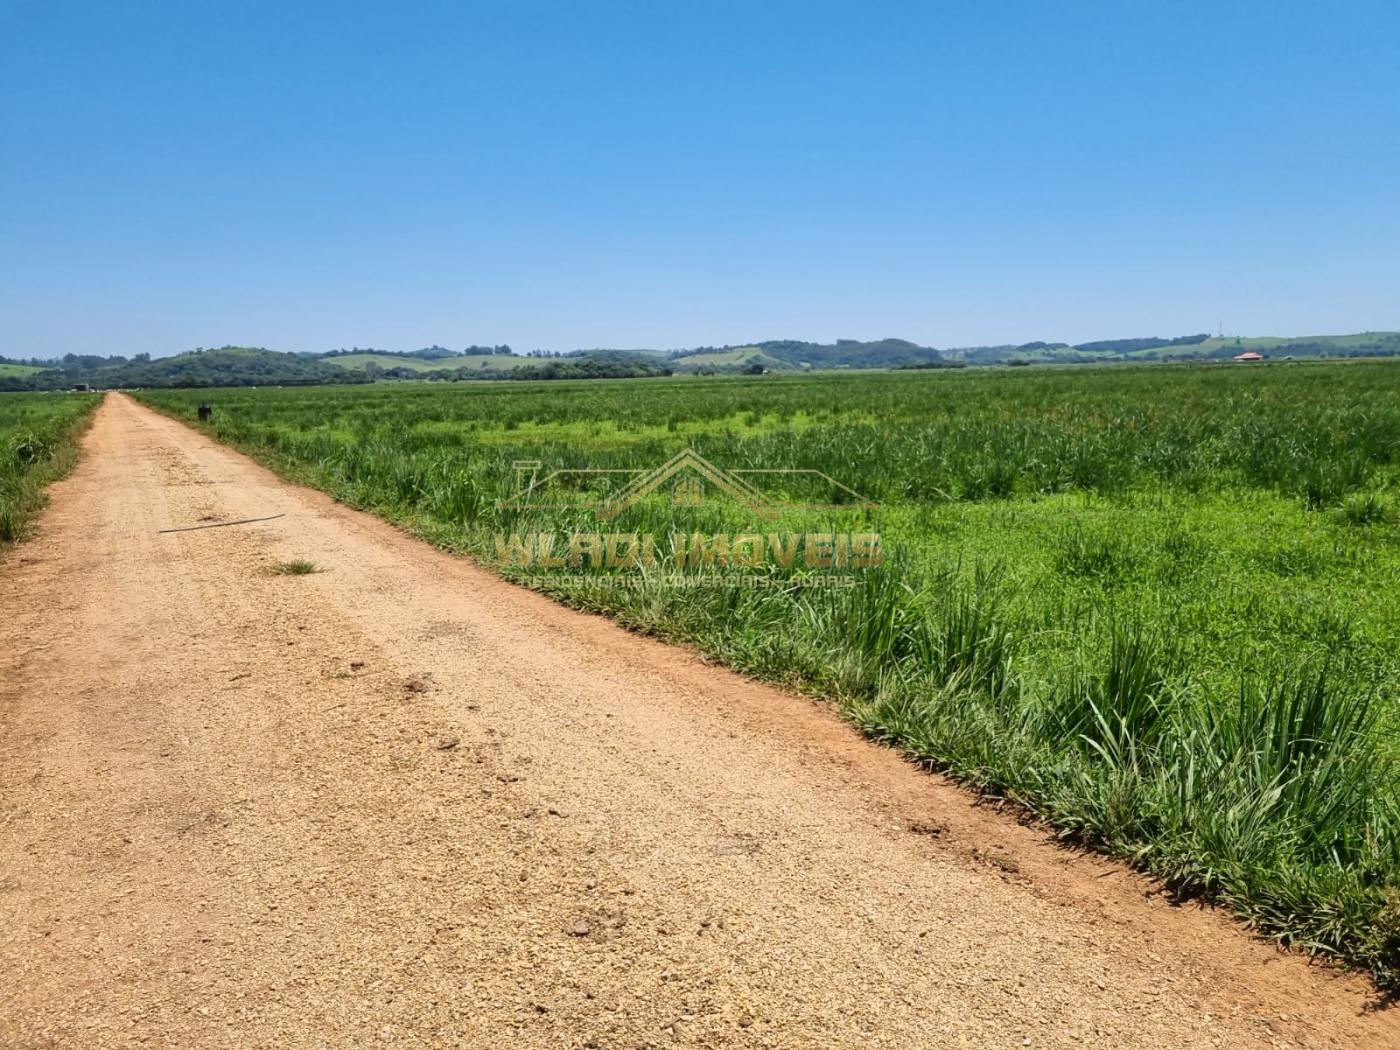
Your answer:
158,512 -> 285,535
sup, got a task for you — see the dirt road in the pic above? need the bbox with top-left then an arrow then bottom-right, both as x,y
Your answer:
1,393 -> 1395,1049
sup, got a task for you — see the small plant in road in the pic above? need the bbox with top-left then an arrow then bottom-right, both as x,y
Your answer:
267,559 -> 321,576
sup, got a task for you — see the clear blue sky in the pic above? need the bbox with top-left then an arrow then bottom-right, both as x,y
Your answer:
2,1 -> 1397,359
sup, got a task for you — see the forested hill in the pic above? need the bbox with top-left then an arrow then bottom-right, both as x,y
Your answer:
661,332 -> 1400,370
664,338 -> 950,372
0,346 -> 673,390
949,331 -> 1400,365
4,331 -> 1400,390
0,348 -> 370,391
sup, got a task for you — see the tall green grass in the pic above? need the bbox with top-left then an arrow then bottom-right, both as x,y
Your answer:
135,360 -> 1400,989
0,392 -> 100,551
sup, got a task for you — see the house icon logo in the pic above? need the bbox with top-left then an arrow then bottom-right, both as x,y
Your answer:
500,447 -> 875,521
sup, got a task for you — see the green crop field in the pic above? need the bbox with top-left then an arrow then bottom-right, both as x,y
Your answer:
135,359 -> 1400,988
0,391 -> 100,548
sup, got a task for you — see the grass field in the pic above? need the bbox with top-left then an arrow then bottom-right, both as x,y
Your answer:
0,392 -> 100,548
669,347 -> 789,370
999,332 -> 1400,364
326,352 -> 534,373
1121,333 -> 1400,360
0,363 -> 45,377
136,360 -> 1400,988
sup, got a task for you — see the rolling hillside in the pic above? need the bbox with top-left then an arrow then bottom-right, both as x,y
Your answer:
954,331 -> 1400,365
4,331 -> 1399,392
1120,332 -> 1400,361
325,352 -> 535,373
0,348 -> 368,391
666,347 -> 788,371
669,338 -> 948,372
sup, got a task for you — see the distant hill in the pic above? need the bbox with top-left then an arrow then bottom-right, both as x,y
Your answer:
659,332 -> 1400,370
1116,332 -> 1400,362
112,347 -> 369,387
318,347 -> 674,379
4,331 -> 1399,392
1074,334 -> 1213,355
948,331 -> 1400,365
325,352 -> 535,375
0,347 -> 370,391
665,347 -> 786,372
668,338 -> 949,372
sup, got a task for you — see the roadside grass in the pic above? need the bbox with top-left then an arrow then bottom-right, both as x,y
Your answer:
136,359 -> 1400,990
1341,490 -> 1393,527
267,559 -> 322,575
0,392 -> 101,552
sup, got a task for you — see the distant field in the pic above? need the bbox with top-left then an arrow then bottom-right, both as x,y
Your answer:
0,363 -> 44,377
326,352 -> 533,373
999,331 -> 1400,365
670,347 -> 791,370
1122,333 -> 1400,359
137,360 -> 1400,989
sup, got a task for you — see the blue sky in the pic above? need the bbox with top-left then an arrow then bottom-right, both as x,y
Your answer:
2,1 -> 1397,358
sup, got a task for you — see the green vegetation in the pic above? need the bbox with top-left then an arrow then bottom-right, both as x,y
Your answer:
0,348 -> 369,391
0,362 -> 45,378
6,331 -> 1400,391
0,392 -> 100,549
669,337 -> 949,372
436,329 -> 1400,371
326,352 -> 535,374
133,360 -> 1400,989
1134,331 -> 1400,361
267,558 -> 322,575
0,346 -> 670,389
325,348 -> 672,380
663,346 -> 783,371
956,331 -> 1400,366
